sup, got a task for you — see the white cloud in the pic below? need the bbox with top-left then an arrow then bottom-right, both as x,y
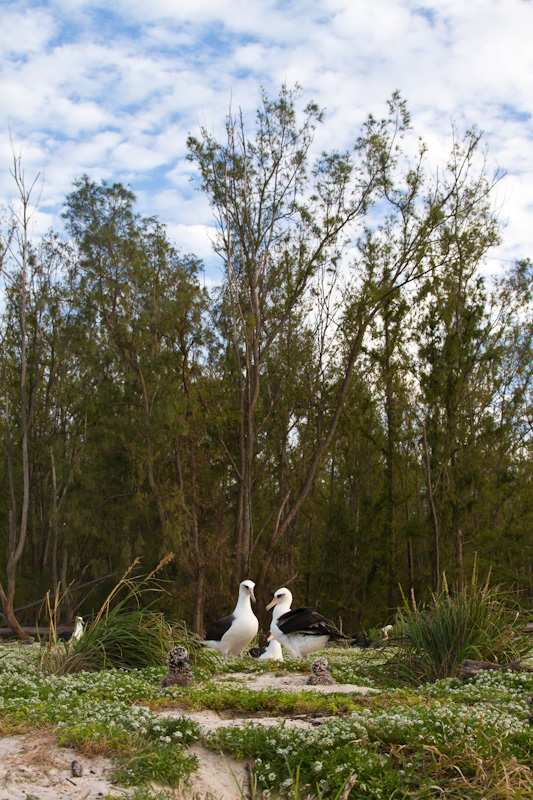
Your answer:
0,0 -> 532,280
0,7 -> 56,57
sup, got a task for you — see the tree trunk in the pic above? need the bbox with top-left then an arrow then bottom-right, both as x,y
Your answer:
0,154 -> 37,640
423,424 -> 440,593
193,566 -> 205,635
384,314 -> 398,610
60,548 -> 73,624
0,557 -> 28,640
456,527 -> 464,592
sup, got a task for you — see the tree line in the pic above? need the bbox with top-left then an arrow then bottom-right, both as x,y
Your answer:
1,86 -> 532,638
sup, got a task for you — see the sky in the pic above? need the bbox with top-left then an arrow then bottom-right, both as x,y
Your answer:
1,0 -> 532,281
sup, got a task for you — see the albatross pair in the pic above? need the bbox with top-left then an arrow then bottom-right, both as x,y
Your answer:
202,580 -> 344,661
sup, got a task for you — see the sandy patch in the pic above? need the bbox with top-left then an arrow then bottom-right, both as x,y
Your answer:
0,731 -> 249,800
187,743 -> 250,800
214,670 -> 379,695
0,732 -> 131,800
161,707 -> 315,732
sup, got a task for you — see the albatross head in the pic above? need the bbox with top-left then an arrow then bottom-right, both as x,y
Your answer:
266,587 -> 293,611
240,579 -> 256,603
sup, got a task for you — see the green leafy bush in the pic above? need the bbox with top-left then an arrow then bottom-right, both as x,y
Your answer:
388,573 -> 532,684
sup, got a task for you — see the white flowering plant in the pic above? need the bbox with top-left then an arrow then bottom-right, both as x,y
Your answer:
2,616 -> 533,799
0,644 -> 200,792
207,650 -> 533,799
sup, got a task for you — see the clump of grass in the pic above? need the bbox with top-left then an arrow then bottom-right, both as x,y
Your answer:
387,570 -> 532,685
174,682 -> 363,715
40,556 -> 179,675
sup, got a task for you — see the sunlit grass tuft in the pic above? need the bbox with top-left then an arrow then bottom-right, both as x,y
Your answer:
39,557 -> 181,674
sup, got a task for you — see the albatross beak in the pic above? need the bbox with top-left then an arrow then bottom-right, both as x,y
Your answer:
266,596 -> 279,611
249,585 -> 256,603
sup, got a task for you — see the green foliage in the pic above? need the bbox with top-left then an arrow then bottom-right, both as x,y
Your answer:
210,682 -> 533,799
111,715 -> 200,788
39,558 -> 179,674
204,655 -> 533,799
1,86 -> 533,638
0,643 -> 201,790
55,606 -> 175,673
388,574 -> 532,684
3,640 -> 533,798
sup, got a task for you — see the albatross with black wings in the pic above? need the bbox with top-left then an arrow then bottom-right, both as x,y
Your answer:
267,587 -> 346,660
202,579 -> 259,660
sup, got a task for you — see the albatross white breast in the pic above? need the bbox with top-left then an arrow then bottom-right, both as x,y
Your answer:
267,586 -> 345,660
248,635 -> 283,661
203,579 -> 259,660
71,616 -> 85,642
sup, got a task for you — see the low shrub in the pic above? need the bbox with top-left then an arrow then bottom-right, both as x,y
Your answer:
388,572 -> 532,684
40,557 -> 177,674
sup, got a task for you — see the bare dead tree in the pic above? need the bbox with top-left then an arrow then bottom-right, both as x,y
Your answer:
0,148 -> 43,638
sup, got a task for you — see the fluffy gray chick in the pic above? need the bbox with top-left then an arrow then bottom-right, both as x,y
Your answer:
306,656 -> 336,685
161,646 -> 195,688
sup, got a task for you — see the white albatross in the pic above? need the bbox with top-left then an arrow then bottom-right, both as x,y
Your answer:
203,579 -> 259,660
247,635 -> 283,661
71,616 -> 85,642
267,587 -> 346,660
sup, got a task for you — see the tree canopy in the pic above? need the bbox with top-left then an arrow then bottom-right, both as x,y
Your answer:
1,87 -> 532,637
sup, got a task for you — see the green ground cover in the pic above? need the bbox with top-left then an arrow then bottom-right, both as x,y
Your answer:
1,641 -> 533,799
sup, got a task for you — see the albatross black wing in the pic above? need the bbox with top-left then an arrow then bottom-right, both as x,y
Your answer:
205,613 -> 235,641
276,607 -> 343,637
247,646 -> 266,658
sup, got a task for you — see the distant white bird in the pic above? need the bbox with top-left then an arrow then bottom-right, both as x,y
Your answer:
71,616 -> 85,642
248,635 -> 283,661
306,657 -> 336,685
267,587 -> 346,661
203,580 -> 259,660
381,625 -> 394,639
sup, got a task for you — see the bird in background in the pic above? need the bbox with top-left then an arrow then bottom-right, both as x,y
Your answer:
248,634 -> 283,661
71,616 -> 85,642
267,586 -> 347,660
306,656 -> 336,685
202,579 -> 259,660
161,645 -> 195,688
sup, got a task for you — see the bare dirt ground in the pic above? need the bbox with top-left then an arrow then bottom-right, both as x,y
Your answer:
212,671 -> 378,695
0,671 -> 376,800
0,732 -> 129,800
